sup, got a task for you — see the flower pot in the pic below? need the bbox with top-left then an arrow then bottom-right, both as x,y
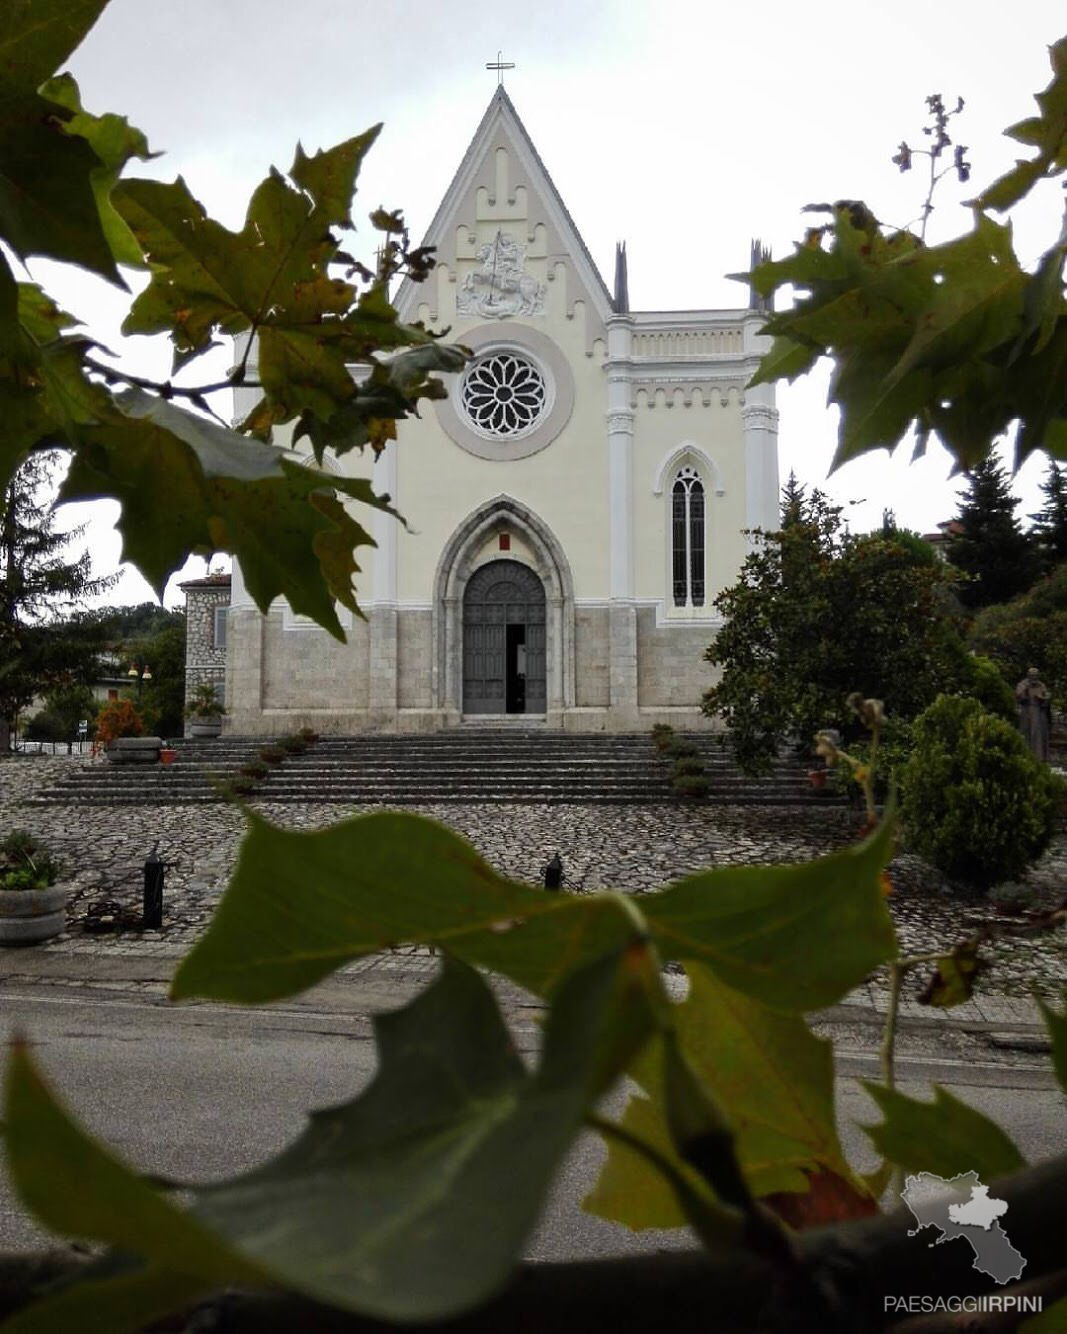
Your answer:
808,769 -> 827,789
0,883 -> 67,944
160,748 -> 177,766
189,718 -> 222,739
106,736 -> 163,765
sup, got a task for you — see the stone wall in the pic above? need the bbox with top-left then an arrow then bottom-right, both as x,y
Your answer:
183,581 -> 230,733
574,607 -> 609,707
636,607 -> 719,721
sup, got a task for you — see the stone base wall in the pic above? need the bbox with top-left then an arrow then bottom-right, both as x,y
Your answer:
222,605 -> 724,735
574,607 -> 609,707
636,608 -> 719,709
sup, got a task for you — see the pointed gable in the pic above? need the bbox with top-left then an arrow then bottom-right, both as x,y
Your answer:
395,89 -> 613,342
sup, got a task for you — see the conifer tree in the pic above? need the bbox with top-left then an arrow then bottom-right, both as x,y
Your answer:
944,457 -> 1040,609
778,470 -> 807,526
1030,460 -> 1067,572
0,453 -> 114,751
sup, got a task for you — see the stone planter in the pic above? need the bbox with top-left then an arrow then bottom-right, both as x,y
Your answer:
0,883 -> 67,944
106,736 -> 163,765
189,718 -> 222,739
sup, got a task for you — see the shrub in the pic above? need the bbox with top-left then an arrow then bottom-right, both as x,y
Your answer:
222,776 -> 257,798
651,724 -> 676,752
298,727 -> 320,743
667,740 -> 699,759
95,699 -> 145,748
673,755 -> 706,777
279,734 -> 308,754
0,831 -> 59,891
959,653 -> 1017,723
239,761 -> 270,780
258,745 -> 286,765
830,717 -> 914,804
673,774 -> 709,799
899,694 -> 1063,890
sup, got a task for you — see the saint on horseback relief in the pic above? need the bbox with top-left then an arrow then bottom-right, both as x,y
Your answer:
458,231 -> 546,318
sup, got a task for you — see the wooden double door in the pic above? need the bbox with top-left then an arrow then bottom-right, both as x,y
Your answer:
462,560 -> 546,715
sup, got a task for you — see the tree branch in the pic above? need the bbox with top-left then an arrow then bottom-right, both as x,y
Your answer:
2,1154 -> 1066,1333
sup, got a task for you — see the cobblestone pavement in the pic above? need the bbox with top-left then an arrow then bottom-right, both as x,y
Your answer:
2,754 -> 1065,1011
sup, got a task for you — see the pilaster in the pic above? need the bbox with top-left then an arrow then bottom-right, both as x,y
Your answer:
605,313 -> 638,711
742,383 -> 780,537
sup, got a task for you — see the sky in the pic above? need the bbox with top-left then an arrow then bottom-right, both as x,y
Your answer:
34,0 -> 1067,607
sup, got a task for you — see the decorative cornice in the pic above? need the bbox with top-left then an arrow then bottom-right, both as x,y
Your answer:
606,411 -> 634,436
741,404 -> 779,432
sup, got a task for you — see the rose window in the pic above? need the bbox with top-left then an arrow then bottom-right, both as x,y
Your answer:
460,352 -> 547,438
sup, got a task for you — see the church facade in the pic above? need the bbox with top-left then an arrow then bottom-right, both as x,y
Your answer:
209,89 -> 779,735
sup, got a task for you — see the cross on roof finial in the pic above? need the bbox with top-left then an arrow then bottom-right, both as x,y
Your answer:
486,50 -> 515,86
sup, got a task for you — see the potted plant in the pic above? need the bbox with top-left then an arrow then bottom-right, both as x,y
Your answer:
0,831 -> 66,944
185,683 -> 225,739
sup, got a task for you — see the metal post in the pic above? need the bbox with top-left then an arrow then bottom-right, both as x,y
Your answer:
543,853 -> 563,892
143,842 -> 164,928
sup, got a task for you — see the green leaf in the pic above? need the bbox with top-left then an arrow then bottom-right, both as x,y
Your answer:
60,389 -> 396,634
188,951 -> 658,1321
640,808 -> 897,1010
171,807 -> 897,1011
114,131 -> 379,373
1037,992 -> 1067,1095
0,4 -> 124,280
977,36 -> 1067,212
587,965 -> 871,1231
39,73 -> 156,268
885,218 -> 1026,387
8,950 -> 663,1326
862,1082 -> 1026,1181
0,1 -> 107,89
747,334 -> 820,388
3,1039 -> 267,1290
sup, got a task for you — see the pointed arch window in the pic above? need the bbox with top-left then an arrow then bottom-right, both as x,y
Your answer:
672,466 -> 705,608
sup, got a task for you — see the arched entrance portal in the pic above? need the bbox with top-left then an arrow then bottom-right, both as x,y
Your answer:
463,560 -> 546,714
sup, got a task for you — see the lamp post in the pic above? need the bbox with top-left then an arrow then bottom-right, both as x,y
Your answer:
127,662 -> 152,696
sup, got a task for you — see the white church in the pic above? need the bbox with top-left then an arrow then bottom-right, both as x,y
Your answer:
199,88 -> 780,735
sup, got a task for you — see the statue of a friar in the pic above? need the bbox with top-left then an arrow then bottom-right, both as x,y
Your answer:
1015,666 -> 1052,763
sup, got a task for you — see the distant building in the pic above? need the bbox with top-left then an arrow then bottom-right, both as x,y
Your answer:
179,573 -> 230,734
186,90 -> 780,735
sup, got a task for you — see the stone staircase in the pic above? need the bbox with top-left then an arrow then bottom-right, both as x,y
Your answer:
29,732 -> 842,807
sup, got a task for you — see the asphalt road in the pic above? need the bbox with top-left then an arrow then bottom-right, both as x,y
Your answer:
0,984 -> 1062,1259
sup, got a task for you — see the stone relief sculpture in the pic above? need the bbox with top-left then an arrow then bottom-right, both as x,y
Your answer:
458,231 -> 545,318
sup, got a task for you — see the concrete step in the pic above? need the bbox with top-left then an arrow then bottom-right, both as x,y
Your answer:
29,731 -> 843,809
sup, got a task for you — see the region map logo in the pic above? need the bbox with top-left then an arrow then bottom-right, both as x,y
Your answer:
902,1171 -> 1025,1286
882,1170 -> 1039,1320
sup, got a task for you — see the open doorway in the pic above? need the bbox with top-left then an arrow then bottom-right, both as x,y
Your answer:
505,623 -> 526,713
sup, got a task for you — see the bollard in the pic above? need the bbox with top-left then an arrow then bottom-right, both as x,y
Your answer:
143,842 -> 164,928
543,853 -> 563,892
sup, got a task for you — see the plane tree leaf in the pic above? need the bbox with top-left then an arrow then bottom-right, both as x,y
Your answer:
3,1040 -> 266,1334
745,38 -> 1067,477
171,806 -> 896,1012
38,72 -> 156,267
114,130 -> 377,362
60,388 -> 396,635
976,36 -> 1067,212
0,3 -> 119,280
8,950 -> 665,1326
586,965 -> 874,1231
862,1083 -> 1026,1181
